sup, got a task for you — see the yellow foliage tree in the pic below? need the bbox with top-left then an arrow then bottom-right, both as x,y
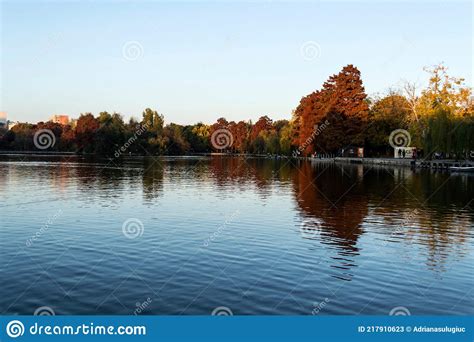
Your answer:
416,63 -> 472,118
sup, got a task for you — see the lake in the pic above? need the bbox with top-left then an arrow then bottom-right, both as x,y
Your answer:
1,155 -> 473,315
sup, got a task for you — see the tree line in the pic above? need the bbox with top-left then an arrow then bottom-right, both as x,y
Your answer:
1,63 -> 473,159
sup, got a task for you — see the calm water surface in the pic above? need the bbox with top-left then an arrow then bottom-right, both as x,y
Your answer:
1,155 -> 473,315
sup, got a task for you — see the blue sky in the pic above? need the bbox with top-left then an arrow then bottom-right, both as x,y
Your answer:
1,1 -> 472,124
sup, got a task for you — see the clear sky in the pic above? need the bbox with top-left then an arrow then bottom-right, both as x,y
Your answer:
0,1 -> 472,125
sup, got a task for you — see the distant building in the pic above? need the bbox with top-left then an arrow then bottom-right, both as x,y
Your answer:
50,114 -> 69,125
0,112 -> 7,128
394,147 -> 417,159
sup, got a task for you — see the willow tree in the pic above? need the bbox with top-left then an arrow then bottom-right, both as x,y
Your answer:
413,64 -> 474,157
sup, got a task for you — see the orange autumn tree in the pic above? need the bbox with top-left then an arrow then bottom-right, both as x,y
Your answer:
209,117 -> 230,150
250,116 -> 273,141
230,120 -> 251,153
250,116 -> 274,153
293,65 -> 369,155
291,91 -> 325,155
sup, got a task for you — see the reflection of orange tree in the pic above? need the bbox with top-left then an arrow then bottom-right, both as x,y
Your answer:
209,156 -> 249,188
208,156 -> 293,198
206,158 -> 370,255
290,162 -> 474,275
291,162 -> 368,254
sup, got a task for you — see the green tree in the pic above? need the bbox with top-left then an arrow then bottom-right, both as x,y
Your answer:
183,123 -> 210,152
163,123 -> 190,155
94,112 -> 126,155
140,108 -> 165,154
365,93 -> 411,156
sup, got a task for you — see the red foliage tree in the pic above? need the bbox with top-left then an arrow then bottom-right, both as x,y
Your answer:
293,64 -> 369,155
230,120 -> 250,153
60,124 -> 76,150
250,116 -> 273,141
209,117 -> 232,151
292,91 -> 326,154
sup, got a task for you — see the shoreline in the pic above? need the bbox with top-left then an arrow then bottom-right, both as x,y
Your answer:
1,151 -> 473,169
326,157 -> 474,170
